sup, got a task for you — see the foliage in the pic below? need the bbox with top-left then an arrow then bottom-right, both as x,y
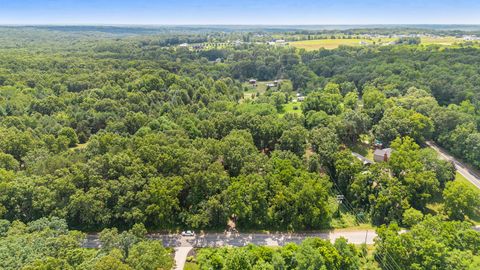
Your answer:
197,238 -> 361,270
375,216 -> 480,270
0,217 -> 172,270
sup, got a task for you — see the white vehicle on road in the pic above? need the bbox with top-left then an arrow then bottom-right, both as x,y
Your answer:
181,230 -> 195,237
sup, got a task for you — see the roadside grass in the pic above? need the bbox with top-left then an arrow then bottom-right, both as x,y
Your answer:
455,173 -> 480,225
426,172 -> 480,225
331,212 -> 374,231
455,171 -> 477,189
184,262 -> 199,270
290,38 -> 395,50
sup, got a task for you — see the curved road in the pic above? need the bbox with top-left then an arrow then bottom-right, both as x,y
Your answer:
426,141 -> 480,190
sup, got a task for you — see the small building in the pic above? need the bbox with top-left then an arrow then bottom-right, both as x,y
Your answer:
234,40 -> 243,46
249,79 -> 257,85
179,43 -> 189,48
266,83 -> 275,88
374,148 -> 393,163
192,44 -> 205,50
297,96 -> 305,102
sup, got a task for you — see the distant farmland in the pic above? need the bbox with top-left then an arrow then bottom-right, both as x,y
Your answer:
290,38 -> 392,50
291,36 -> 470,50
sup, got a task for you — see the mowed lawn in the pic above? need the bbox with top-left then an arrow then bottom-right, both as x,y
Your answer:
290,38 -> 397,50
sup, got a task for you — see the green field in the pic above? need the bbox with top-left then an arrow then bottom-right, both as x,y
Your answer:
420,36 -> 464,46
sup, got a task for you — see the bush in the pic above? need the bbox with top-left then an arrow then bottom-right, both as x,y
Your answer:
402,208 -> 423,228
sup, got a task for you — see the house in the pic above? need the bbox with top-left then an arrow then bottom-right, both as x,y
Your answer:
192,44 -> 205,50
352,152 -> 374,166
249,79 -> 257,85
374,148 -> 393,162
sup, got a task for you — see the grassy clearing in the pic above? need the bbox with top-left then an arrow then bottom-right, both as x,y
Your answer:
350,142 -> 374,161
71,142 -> 88,150
241,81 -> 277,102
290,38 -> 395,50
279,101 -> 302,117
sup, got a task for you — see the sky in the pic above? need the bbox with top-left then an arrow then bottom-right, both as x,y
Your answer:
1,0 -> 480,25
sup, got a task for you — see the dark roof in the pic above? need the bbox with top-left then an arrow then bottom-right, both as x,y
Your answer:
352,152 -> 374,165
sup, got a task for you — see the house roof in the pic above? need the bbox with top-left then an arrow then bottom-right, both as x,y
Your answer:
352,152 -> 374,165
374,148 -> 392,157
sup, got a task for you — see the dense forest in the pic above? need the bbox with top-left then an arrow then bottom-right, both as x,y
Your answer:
0,217 -> 173,270
0,26 -> 479,269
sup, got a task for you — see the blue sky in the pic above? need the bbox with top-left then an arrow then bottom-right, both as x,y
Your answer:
0,0 -> 479,25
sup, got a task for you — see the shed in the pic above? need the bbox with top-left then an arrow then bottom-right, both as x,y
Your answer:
373,148 -> 393,162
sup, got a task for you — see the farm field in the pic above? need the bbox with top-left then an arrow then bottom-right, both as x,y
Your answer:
291,36 -> 470,50
290,38 -> 394,50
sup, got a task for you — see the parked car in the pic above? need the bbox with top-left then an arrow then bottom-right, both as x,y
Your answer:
181,230 -> 195,237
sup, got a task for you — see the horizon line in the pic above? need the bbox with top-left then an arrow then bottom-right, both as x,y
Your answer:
2,23 -> 480,27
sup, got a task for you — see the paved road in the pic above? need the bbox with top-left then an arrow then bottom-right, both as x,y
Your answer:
174,247 -> 192,270
84,230 -> 375,270
83,230 -> 376,249
426,141 -> 480,190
